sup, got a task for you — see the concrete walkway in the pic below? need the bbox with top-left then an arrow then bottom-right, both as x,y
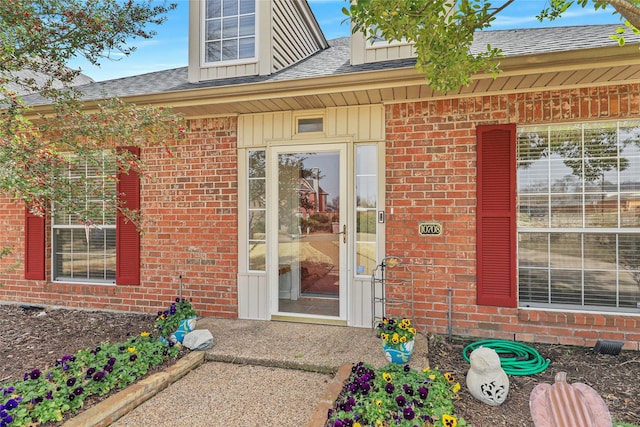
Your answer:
64,318 -> 430,427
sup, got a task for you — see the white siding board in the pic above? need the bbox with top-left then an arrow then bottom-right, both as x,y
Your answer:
349,277 -> 373,327
350,30 -> 416,66
238,274 -> 269,320
325,105 -> 384,142
271,0 -> 324,72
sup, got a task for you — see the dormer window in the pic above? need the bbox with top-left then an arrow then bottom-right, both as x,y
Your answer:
204,0 -> 256,64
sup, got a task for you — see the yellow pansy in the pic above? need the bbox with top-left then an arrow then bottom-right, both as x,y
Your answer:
376,399 -> 383,407
391,333 -> 400,344
382,372 -> 392,382
443,414 -> 457,427
444,372 -> 455,383
429,374 -> 436,380
400,335 -> 407,343
128,347 -> 136,353
423,366 -> 431,373
380,333 -> 389,342
140,331 -> 150,337
409,327 -> 417,335
453,382 -> 461,393
353,423 -> 361,427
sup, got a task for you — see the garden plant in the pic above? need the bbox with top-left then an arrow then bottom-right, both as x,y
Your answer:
0,298 -> 195,426
327,361 -> 466,427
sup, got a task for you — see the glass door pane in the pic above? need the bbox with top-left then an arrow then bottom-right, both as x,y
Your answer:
275,149 -> 343,317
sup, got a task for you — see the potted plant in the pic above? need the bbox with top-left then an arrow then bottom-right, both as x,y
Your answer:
376,317 -> 417,364
154,298 -> 197,343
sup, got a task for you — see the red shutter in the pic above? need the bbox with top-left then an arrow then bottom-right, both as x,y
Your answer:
476,124 -> 517,307
25,208 -> 45,280
116,147 -> 141,285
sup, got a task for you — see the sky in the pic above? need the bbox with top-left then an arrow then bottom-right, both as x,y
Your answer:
68,0 -> 625,82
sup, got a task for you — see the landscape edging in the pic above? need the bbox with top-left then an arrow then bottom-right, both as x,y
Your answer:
305,364 -> 353,427
62,351 -> 205,427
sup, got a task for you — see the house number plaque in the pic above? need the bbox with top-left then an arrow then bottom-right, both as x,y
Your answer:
418,222 -> 442,236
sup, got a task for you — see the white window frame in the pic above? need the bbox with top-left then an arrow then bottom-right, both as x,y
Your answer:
517,120 -> 640,313
51,154 -> 116,284
201,0 -> 257,67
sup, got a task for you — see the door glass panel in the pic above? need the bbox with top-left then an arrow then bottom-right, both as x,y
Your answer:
277,152 -> 340,317
355,145 -> 377,275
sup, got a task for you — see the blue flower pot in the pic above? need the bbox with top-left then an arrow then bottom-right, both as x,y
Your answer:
170,317 -> 197,344
382,339 -> 415,364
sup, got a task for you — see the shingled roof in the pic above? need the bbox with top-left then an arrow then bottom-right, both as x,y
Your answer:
22,24 -> 639,106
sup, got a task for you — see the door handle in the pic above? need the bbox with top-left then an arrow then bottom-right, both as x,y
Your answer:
336,224 -> 346,243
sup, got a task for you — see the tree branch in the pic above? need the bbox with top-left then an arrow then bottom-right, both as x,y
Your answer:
481,0 -> 517,26
603,0 -> 640,28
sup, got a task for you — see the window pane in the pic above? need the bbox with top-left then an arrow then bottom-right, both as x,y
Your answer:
238,37 -> 254,59
249,180 -> 265,208
584,233 -> 616,265
249,150 -> 265,177
206,19 -> 221,40
249,211 -> 265,238
550,270 -> 582,304
297,117 -> 323,133
239,0 -> 254,14
206,0 -> 221,19
620,143 -> 640,192
519,268 -> 549,303
585,193 -> 618,227
249,242 -> 265,271
518,233 -> 548,268
356,242 -> 376,275
206,41 -> 221,62
239,15 -> 254,37
584,271 -> 617,307
550,194 -> 583,227
518,160 -> 549,193
517,129 -> 548,163
518,194 -> 548,227
356,145 -> 377,175
222,16 -> 238,38
357,210 -> 376,241
550,233 -> 581,269
619,234 -> 640,280
222,39 -> 238,61
222,0 -> 238,15
621,193 -> 640,227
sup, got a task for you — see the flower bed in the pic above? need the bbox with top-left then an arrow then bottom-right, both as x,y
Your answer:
0,298 -> 198,427
0,332 -> 180,426
327,362 -> 467,427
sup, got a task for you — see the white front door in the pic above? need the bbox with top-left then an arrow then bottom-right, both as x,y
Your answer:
269,144 -> 348,321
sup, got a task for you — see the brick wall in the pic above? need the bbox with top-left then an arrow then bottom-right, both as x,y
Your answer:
1,84 -> 639,349
0,116 -> 239,318
384,84 -> 640,350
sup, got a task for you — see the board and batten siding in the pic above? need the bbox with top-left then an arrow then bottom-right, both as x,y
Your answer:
237,105 -> 385,148
237,105 -> 384,326
350,31 -> 415,66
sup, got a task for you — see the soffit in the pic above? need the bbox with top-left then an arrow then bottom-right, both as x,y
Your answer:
28,44 -> 640,118
159,45 -> 640,117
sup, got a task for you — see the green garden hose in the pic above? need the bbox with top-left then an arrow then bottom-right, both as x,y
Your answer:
462,339 -> 550,376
